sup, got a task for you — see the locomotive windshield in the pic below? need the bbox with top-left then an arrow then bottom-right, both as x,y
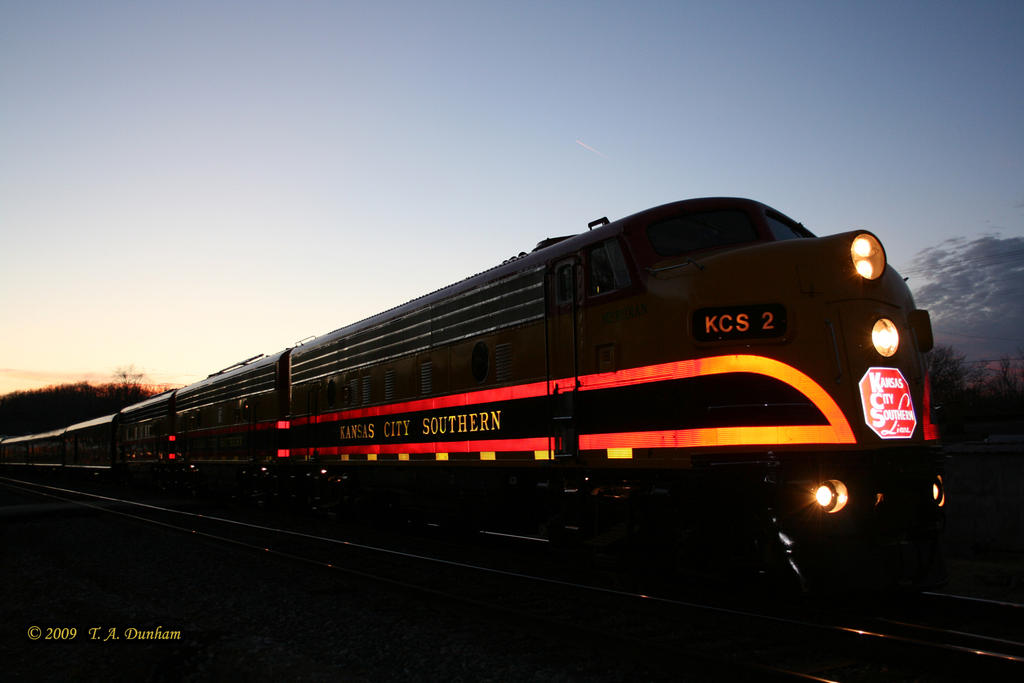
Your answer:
647,210 -> 757,256
766,211 -> 815,240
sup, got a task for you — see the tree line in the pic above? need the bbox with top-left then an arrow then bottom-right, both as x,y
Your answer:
925,345 -> 1024,438
0,367 -> 164,437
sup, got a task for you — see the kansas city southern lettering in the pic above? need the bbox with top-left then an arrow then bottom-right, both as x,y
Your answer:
338,410 -> 503,443
423,410 -> 502,436
340,423 -> 375,440
383,419 -> 411,438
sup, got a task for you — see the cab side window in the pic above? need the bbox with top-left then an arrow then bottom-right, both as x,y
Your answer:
588,239 -> 631,296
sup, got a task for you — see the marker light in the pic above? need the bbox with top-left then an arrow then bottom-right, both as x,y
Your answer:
871,318 -> 900,357
814,479 -> 849,514
851,233 -> 885,280
932,475 -> 946,507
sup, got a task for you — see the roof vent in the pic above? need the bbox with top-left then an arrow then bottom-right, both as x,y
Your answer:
532,235 -> 574,252
588,217 -> 609,230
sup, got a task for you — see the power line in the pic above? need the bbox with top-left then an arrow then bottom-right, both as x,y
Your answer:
934,328 -> 1024,343
896,247 -> 1024,274
962,357 -> 1024,365
895,246 -> 1024,276
922,289 -> 1024,300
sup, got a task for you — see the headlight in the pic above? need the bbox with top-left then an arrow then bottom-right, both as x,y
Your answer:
851,233 -> 885,280
871,318 -> 900,357
814,479 -> 849,514
932,475 -> 946,507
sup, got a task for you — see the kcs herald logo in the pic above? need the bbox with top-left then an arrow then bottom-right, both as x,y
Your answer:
858,367 -> 917,439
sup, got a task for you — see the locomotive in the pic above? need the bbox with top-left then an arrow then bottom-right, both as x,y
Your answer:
1,197 -> 946,591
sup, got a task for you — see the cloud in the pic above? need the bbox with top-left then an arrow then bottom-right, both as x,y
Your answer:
575,139 -> 608,158
908,234 -> 1024,359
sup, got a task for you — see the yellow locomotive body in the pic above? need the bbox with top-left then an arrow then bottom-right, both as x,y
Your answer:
279,197 -> 944,590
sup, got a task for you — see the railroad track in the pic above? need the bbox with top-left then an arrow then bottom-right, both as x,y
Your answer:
4,475 -> 1023,681
863,590 -> 1024,665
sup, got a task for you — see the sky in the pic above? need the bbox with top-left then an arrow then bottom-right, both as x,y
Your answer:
1,0 -> 1022,395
